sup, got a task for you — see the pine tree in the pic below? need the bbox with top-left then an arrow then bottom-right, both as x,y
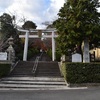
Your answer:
54,0 -> 100,61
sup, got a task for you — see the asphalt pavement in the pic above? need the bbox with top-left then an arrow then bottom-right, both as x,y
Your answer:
0,87 -> 100,100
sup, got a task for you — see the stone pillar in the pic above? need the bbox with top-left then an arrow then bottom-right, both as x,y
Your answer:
6,36 -> 15,62
23,31 -> 29,61
52,31 -> 55,61
83,39 -> 90,63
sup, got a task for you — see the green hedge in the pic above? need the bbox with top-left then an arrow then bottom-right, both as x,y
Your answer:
61,63 -> 100,84
0,63 -> 11,78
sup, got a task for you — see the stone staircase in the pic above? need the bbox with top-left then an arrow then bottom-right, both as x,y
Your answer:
0,61 -> 67,90
9,61 -> 34,77
0,77 -> 67,90
36,61 -> 61,77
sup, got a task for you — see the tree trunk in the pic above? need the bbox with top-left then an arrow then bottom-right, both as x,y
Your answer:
82,39 -> 90,63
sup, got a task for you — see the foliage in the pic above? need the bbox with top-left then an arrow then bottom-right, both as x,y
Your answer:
27,48 -> 39,60
61,63 -> 67,79
17,47 -> 40,60
61,62 -> 100,83
0,13 -> 23,54
56,48 -> 62,61
0,13 -> 15,41
46,49 -> 52,59
54,0 -> 100,54
46,48 -> 61,61
16,50 -> 24,60
22,20 -> 37,29
0,63 -> 11,78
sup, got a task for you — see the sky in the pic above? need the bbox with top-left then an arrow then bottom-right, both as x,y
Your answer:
0,0 -> 65,28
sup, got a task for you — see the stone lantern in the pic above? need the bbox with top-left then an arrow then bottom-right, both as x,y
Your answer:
6,36 -> 15,62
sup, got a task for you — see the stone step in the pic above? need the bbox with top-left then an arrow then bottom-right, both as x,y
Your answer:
0,85 -> 68,91
8,75 -> 34,77
10,73 -> 33,75
0,76 -> 67,90
36,61 -> 61,77
10,71 -> 33,73
37,68 -> 60,70
16,62 -> 34,67
36,73 -> 61,76
0,87 -> 69,90
1,81 -> 66,85
0,84 -> 67,88
1,77 -> 64,82
9,61 -> 34,77
37,71 -> 60,73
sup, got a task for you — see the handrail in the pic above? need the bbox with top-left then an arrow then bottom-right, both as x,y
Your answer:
39,52 -> 43,60
32,52 -> 43,75
8,60 -> 20,75
32,56 -> 40,74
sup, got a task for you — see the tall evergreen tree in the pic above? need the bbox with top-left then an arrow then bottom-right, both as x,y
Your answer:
54,0 -> 100,57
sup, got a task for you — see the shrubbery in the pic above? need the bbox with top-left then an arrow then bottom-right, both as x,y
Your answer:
46,49 -> 62,61
61,63 -> 100,84
0,63 -> 11,78
17,48 -> 39,60
46,49 -> 52,59
56,50 -> 61,61
27,48 -> 39,60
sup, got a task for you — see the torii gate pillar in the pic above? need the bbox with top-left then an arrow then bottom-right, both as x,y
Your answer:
52,31 -> 56,61
23,31 -> 29,61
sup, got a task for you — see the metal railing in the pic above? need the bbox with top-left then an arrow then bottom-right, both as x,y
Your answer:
32,52 -> 43,76
32,56 -> 40,74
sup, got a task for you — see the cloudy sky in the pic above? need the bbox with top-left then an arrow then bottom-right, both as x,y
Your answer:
0,0 -> 65,28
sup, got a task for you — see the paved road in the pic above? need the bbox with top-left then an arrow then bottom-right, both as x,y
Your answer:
0,87 -> 100,100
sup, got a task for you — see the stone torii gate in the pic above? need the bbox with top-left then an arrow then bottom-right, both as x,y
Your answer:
18,28 -> 58,61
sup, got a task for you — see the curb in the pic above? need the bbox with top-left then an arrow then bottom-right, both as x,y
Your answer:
68,83 -> 100,87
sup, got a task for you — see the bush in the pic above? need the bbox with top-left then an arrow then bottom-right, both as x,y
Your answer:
46,49 -> 52,59
17,51 -> 23,60
56,50 -> 61,61
61,62 -> 100,84
17,48 -> 39,60
46,49 -> 62,61
0,63 -> 11,78
28,50 -> 32,59
27,48 -> 39,60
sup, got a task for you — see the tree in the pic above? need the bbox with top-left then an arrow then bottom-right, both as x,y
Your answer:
22,21 -> 37,29
0,13 -> 16,51
0,13 -> 14,41
0,13 -> 23,59
53,2 -> 77,55
54,0 -> 100,62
